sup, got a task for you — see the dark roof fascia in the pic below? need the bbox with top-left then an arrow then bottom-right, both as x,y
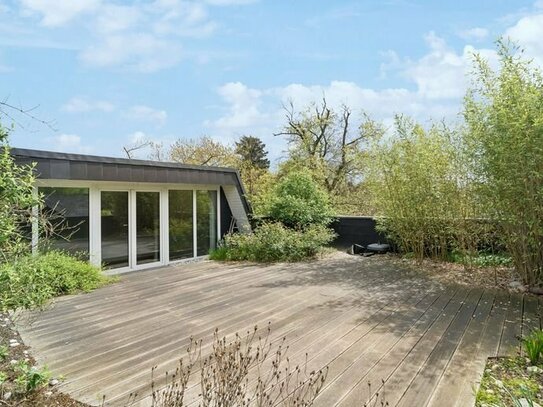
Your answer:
9,148 -> 239,174
10,147 -> 252,215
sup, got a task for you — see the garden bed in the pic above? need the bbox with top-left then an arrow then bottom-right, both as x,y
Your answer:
378,254 -> 526,294
0,312 -> 87,407
476,356 -> 543,406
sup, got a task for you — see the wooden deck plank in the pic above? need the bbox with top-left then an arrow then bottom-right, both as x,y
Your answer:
395,288 -> 484,407
426,289 -> 497,406
105,262 -> 435,405
523,294 -> 541,336
336,286 -> 469,407
14,254 -> 532,407
315,286 -> 457,407
498,293 -> 523,357
446,289 -> 510,407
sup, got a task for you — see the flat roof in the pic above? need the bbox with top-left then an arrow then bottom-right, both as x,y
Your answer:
11,147 -> 250,214
10,148 -> 238,173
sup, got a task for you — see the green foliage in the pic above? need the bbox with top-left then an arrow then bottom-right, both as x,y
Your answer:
0,250 -> 112,311
210,223 -> 336,263
464,40 -> 543,286
235,135 -> 270,170
366,116 -> 482,261
448,251 -> 512,268
13,361 -> 50,393
0,371 -> 7,386
0,345 -> 7,361
264,170 -> 334,229
476,356 -> 542,407
523,330 -> 543,365
0,128 -> 40,262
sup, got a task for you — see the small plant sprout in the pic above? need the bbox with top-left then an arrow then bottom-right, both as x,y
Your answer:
0,345 -> 8,360
523,330 -> 543,365
13,361 -> 51,393
142,324 -> 328,407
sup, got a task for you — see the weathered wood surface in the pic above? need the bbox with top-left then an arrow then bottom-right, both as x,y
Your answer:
16,254 -> 537,406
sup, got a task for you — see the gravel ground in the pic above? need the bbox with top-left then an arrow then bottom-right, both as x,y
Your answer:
0,312 -> 88,407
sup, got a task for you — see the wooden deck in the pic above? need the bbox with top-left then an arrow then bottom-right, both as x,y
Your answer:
16,254 -> 542,406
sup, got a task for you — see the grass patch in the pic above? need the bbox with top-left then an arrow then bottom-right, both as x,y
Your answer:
447,251 -> 513,268
0,251 -> 115,312
476,356 -> 543,406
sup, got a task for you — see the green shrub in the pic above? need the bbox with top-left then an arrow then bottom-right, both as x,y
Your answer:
0,251 -> 112,311
464,42 -> 543,286
14,361 -> 50,393
447,251 -> 512,268
210,223 -> 336,263
523,330 -> 543,365
0,131 -> 40,262
264,171 -> 334,229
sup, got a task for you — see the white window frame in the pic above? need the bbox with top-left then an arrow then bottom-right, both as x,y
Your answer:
34,179 -> 222,273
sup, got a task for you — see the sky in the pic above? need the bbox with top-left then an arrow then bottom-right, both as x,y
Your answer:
0,0 -> 542,163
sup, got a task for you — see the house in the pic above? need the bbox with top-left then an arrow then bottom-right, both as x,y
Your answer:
11,148 -> 251,273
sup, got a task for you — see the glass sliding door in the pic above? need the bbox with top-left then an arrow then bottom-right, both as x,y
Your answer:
196,190 -> 218,256
169,190 -> 194,261
136,192 -> 161,265
101,191 -> 129,269
39,187 -> 90,259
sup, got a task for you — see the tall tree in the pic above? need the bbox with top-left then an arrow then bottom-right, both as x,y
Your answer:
275,98 -> 383,195
464,41 -> 543,287
234,136 -> 270,170
169,136 -> 238,167
233,136 -> 270,201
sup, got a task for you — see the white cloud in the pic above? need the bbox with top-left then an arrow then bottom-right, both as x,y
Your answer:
207,79 -> 461,161
20,0 -> 101,27
403,32 -> 498,100
80,33 -> 182,72
206,33 -> 501,160
94,4 -> 141,34
129,131 -> 148,144
204,0 -> 258,5
124,105 -> 168,126
50,134 -> 93,153
458,27 -> 489,41
210,82 -> 267,130
16,0 -> 255,72
505,10 -> 543,66
61,97 -> 115,113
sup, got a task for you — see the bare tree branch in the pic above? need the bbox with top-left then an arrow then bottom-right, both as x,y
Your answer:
0,99 -> 57,131
123,140 -> 152,159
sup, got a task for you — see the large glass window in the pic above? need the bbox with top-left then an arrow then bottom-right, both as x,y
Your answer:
101,191 -> 129,269
169,190 -> 194,260
196,190 -> 217,256
39,187 -> 89,258
136,192 -> 161,265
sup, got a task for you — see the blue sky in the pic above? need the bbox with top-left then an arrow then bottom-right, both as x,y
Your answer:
0,0 -> 542,163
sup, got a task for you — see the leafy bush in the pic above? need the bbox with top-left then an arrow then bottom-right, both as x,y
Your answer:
523,330 -> 543,365
13,361 -> 50,393
0,251 -> 112,311
464,41 -> 543,286
0,130 -> 39,262
448,251 -> 512,268
210,223 -> 336,263
264,170 -> 334,229
366,116 -> 482,262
